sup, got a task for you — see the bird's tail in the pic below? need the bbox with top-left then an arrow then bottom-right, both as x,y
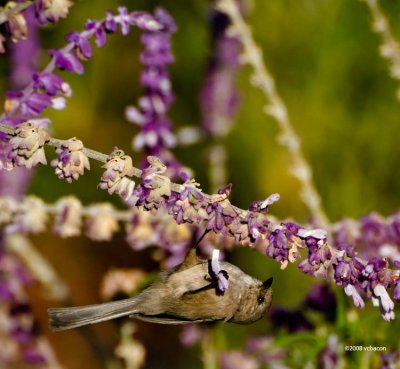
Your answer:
48,297 -> 139,331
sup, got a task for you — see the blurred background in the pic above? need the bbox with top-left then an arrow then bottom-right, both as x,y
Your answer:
2,0 -> 400,368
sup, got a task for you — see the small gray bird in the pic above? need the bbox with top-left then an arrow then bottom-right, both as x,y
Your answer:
48,249 -> 273,331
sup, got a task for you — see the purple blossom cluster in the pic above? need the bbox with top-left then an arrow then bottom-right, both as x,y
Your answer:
0,250 -> 47,365
379,352 -> 400,369
126,8 -> 176,151
332,213 -> 400,319
270,283 -> 336,332
1,3 -> 400,368
334,212 -> 400,262
0,1 -> 399,331
133,157 -> 400,320
200,9 -> 241,137
0,0 -> 74,53
219,337 -> 287,369
1,6 -> 167,127
5,119 -> 400,321
125,8 -> 183,177
181,326 -> 286,369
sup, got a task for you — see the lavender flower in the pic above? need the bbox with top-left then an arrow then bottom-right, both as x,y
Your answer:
372,284 -> 395,321
8,121 -> 49,169
126,8 -> 182,177
4,196 -> 48,234
114,322 -> 146,369
166,180 -> 206,225
6,5 -> 28,43
298,233 -> 331,278
387,212 -> 400,245
66,31 -> 92,60
85,20 -> 106,48
85,203 -> 119,241
269,307 -> 314,332
305,284 -> 336,321
53,196 -> 82,237
0,250 -> 51,366
266,222 -> 302,269
1,7 -> 165,124
206,190 -> 240,236
344,284 -> 365,308
125,210 -> 158,250
393,278 -> 400,303
0,197 -> 18,226
333,244 -> 364,286
125,206 -> 191,267
358,258 -> 395,320
51,138 -> 90,182
99,149 -> 135,201
126,8 -> 176,133
210,249 -> 229,292
22,346 -> 46,365
105,10 -> 117,33
49,48 -> 84,74
5,71 -> 70,119
33,72 -> 71,97
138,156 -> 171,211
180,325 -> 205,347
100,269 -> 145,300
356,213 -> 389,259
200,9 -> 242,137
379,352 -> 400,369
220,351 -> 259,369
35,0 -> 74,24
318,335 -> 340,369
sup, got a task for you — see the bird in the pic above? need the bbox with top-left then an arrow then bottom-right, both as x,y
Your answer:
48,248 -> 273,331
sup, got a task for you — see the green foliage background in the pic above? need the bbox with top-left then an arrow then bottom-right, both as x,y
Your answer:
2,0 -> 400,368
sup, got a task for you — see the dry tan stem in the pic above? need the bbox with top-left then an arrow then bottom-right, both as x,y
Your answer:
216,0 -> 329,228
361,0 -> 400,100
5,233 -> 69,299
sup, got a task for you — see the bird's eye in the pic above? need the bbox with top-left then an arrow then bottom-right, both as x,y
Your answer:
257,296 -> 265,304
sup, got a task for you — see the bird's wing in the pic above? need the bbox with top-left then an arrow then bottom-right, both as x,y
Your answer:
129,313 -> 217,325
166,263 -> 215,296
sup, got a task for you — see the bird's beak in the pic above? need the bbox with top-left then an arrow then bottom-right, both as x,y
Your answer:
262,277 -> 273,289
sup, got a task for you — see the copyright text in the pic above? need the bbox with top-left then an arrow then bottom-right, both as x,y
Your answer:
345,346 -> 387,352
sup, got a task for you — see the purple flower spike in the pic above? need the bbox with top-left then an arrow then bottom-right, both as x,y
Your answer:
49,49 -> 84,74
318,335 -> 339,369
267,228 -> 288,263
393,280 -> 400,302
33,72 -> 71,96
131,12 -> 163,32
22,346 -> 46,365
35,0 -> 73,24
85,18 -> 106,47
155,7 -> 177,32
344,284 -> 365,308
358,213 -> 388,250
380,352 -> 400,369
260,193 -> 280,210
0,280 -> 14,301
66,32 -> 92,60
387,213 -> 400,244
297,228 -> 327,240
180,325 -> 204,347
117,7 -> 131,35
21,93 -> 52,117
373,284 -> 395,321
211,249 -> 229,293
105,10 -> 117,33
